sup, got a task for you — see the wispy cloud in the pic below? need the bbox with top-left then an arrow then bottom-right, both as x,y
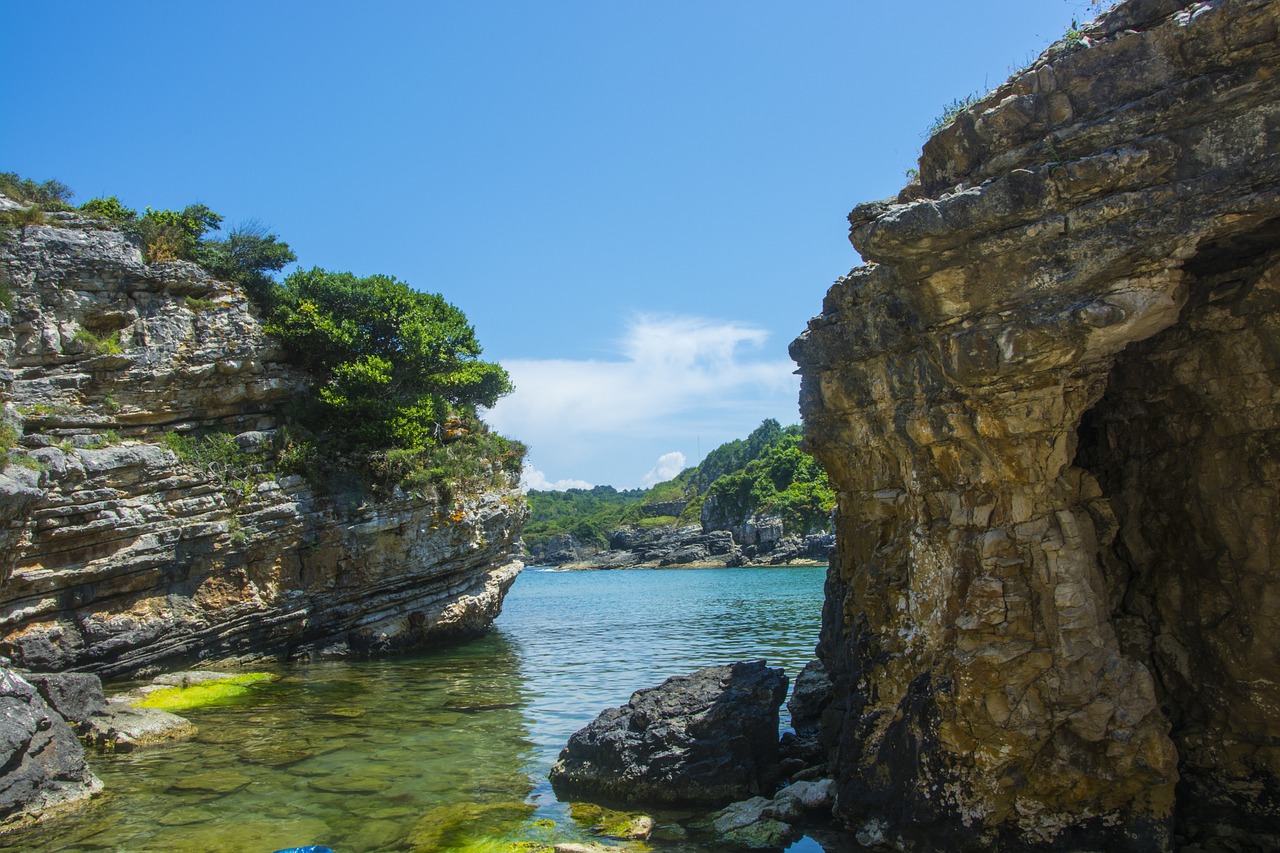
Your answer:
485,314 -> 799,487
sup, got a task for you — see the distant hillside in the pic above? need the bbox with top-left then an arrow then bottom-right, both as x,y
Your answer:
523,419 -> 835,555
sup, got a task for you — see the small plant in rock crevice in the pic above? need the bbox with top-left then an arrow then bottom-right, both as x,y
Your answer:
924,91 -> 984,139
73,328 -> 124,356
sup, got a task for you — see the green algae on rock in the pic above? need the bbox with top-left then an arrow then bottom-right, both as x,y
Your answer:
133,673 -> 276,712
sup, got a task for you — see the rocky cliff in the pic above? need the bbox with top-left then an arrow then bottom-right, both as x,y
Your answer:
0,207 -> 527,679
790,0 -> 1280,849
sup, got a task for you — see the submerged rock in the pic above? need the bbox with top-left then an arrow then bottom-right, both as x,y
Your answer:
549,661 -> 788,807
0,669 -> 101,829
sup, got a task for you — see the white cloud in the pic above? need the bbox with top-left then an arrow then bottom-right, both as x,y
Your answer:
641,451 -> 687,487
520,463 -> 593,493
485,314 -> 799,488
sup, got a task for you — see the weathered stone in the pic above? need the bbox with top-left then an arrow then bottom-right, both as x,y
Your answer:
549,661 -> 788,807
22,672 -> 105,727
0,213 -> 527,678
790,0 -> 1280,849
787,659 -> 832,740
774,778 -> 835,813
0,669 -> 101,828
700,798 -> 800,851
83,700 -> 197,752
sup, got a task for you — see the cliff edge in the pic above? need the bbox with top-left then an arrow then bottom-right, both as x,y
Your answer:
791,0 -> 1280,849
0,205 -> 527,679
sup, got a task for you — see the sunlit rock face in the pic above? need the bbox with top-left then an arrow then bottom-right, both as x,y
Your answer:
790,0 -> 1280,848
0,214 -> 527,680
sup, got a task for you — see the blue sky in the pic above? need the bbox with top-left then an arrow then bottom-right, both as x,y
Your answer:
3,1 -> 1100,489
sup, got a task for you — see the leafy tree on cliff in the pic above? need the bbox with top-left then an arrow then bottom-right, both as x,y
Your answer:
265,268 -> 514,455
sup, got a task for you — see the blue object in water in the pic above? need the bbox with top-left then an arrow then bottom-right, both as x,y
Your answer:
272,848 -> 334,853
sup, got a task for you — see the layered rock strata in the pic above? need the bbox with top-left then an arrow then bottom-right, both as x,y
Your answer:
0,212 -> 526,679
791,0 -> 1280,848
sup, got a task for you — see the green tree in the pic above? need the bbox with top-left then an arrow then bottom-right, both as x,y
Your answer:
197,221 -> 297,301
266,268 -> 512,453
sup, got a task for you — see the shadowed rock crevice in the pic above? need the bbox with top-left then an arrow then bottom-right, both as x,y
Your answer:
1075,220 -> 1280,849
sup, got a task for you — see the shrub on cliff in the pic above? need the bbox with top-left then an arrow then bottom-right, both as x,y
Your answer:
0,173 -> 72,209
196,221 -> 297,303
128,204 -> 223,263
263,268 -> 518,491
702,428 -> 835,536
78,196 -> 137,223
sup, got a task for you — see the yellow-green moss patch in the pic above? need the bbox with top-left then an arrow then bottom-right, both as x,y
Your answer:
134,672 -> 276,712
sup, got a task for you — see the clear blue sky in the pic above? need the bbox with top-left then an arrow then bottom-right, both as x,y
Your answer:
3,1 -> 1099,489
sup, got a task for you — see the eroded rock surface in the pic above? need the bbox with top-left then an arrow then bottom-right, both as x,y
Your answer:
790,0 -> 1280,849
0,669 -> 100,829
549,661 -> 788,807
0,214 -> 527,679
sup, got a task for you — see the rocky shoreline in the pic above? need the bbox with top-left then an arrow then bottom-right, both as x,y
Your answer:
531,522 -> 835,571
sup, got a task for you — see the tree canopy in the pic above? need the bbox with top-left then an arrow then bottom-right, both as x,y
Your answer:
265,268 -> 513,454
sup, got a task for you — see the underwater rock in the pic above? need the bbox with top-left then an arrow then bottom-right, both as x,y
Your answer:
549,661 -> 787,807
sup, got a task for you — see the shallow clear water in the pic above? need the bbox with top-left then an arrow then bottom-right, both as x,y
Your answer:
6,566 -> 827,853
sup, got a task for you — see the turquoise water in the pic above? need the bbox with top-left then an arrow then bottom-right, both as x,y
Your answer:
5,566 -> 827,853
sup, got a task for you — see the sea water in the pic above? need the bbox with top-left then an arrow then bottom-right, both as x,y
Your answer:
2,566 -> 827,853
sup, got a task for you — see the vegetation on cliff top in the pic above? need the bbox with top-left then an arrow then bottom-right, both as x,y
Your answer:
524,419 -> 834,552
0,172 -> 524,497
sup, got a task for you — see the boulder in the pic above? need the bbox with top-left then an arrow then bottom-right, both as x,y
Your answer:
0,668 -> 101,827
549,661 -> 788,807
22,672 -> 106,730
83,700 -> 197,752
787,659 -> 832,740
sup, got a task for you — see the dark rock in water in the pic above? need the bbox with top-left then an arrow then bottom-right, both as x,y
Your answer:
549,661 -> 788,807
787,659 -> 832,741
23,672 -> 107,729
0,668 -> 101,828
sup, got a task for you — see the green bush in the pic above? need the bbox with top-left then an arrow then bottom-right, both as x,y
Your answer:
73,328 -> 123,355
701,426 -> 835,536
0,423 -> 18,454
128,204 -> 223,263
0,206 -> 47,228
161,430 -> 258,489
264,268 -> 513,456
196,221 -> 296,303
0,173 -> 73,209
79,196 -> 137,223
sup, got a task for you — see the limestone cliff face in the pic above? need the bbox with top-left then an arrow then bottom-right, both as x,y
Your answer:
0,211 -> 527,679
790,0 -> 1280,849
